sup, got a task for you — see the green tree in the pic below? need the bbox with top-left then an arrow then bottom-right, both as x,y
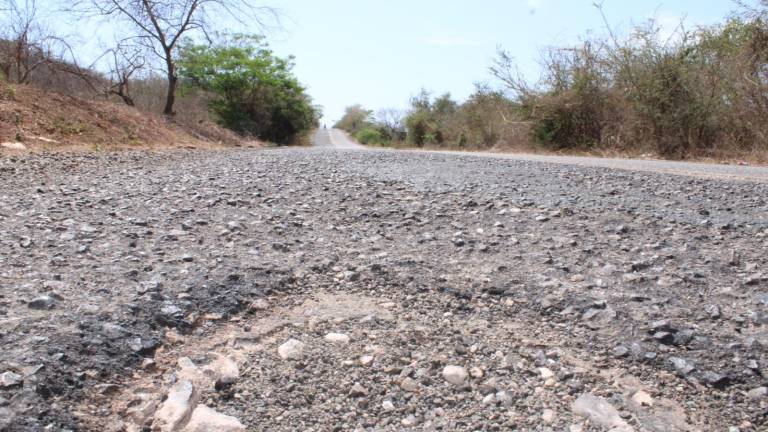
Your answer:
334,104 -> 373,134
178,34 -> 318,144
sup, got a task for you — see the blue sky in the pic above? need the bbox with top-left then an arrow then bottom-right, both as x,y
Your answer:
266,0 -> 737,123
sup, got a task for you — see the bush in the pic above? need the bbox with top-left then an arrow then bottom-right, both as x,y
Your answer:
355,128 -> 384,145
490,4 -> 768,160
177,34 -> 319,144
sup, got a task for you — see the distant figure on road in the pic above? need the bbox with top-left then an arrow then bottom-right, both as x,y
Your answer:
323,124 -> 327,129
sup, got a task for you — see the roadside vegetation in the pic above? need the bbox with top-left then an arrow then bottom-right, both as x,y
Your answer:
0,0 -> 319,148
337,2 -> 768,161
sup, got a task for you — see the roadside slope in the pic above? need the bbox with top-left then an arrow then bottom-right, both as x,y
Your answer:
0,82 -> 246,151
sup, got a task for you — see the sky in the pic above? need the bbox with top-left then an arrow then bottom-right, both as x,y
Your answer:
263,0 -> 737,124
43,0 -> 743,124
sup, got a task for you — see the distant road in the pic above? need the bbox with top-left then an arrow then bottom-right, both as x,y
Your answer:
312,128 -> 365,149
312,130 -> 768,181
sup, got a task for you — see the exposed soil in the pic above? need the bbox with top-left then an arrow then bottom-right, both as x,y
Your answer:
0,83 -> 247,151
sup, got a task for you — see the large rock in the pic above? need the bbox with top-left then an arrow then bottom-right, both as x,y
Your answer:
152,380 -> 198,432
572,393 -> 634,432
182,405 -> 245,432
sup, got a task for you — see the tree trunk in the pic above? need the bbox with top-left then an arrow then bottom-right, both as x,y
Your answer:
163,56 -> 177,117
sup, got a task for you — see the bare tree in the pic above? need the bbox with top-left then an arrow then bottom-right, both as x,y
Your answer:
71,0 -> 277,117
0,0 -> 66,84
103,41 -> 146,106
376,108 -> 404,140
489,48 -> 535,102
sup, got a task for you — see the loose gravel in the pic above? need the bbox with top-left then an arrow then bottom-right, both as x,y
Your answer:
1,148 -> 767,431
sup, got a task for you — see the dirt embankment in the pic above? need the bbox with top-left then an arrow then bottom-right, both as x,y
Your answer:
0,82 -> 252,152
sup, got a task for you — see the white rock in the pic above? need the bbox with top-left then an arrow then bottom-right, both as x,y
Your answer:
482,394 -> 496,405
572,394 -> 634,432
0,142 -> 26,151
748,387 -> 768,400
277,339 -> 305,360
0,371 -> 22,388
382,400 -> 395,411
324,333 -> 350,344
182,405 -> 245,432
539,367 -> 555,379
153,380 -> 198,432
401,414 -> 418,427
631,390 -> 654,406
542,409 -> 556,424
442,365 -> 468,385
203,353 -> 239,386
469,367 -> 484,378
359,355 -> 374,366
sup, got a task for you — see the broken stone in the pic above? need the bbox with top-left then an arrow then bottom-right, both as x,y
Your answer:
572,393 -> 633,432
153,380 -> 198,432
182,405 -> 245,432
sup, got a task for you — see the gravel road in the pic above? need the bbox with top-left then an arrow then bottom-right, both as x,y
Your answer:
1,147 -> 767,431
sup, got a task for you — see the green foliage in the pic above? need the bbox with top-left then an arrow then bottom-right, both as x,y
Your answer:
177,34 -> 319,144
355,128 -> 384,145
334,104 -> 373,134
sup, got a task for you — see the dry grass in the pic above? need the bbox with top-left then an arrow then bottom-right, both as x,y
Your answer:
0,81 -> 253,152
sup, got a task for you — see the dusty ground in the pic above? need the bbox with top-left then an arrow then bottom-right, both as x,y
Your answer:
1,148 -> 767,431
0,83 -> 245,151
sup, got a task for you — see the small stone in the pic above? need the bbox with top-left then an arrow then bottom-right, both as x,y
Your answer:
277,339 -> 305,360
101,323 -> 127,339
324,333 -> 350,344
653,331 -> 675,345
359,355 -> 374,366
542,409 -> 556,424
442,365 -> 468,385
349,382 -> 368,397
204,353 -> 239,388
400,377 -> 419,392
248,299 -> 269,312
669,357 -> 695,376
705,304 -> 721,320
631,390 -> 653,407
382,400 -> 395,411
401,414 -> 418,427
539,367 -> 555,379
0,372 -> 22,389
28,296 -> 56,310
612,345 -> 630,358
572,394 -> 632,431
495,390 -> 512,406
748,387 -> 767,400
469,367 -> 484,378
482,394 -> 496,405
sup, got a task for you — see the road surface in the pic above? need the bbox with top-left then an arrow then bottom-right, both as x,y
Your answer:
312,128 -> 365,149
1,147 -> 767,431
313,131 -> 768,181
